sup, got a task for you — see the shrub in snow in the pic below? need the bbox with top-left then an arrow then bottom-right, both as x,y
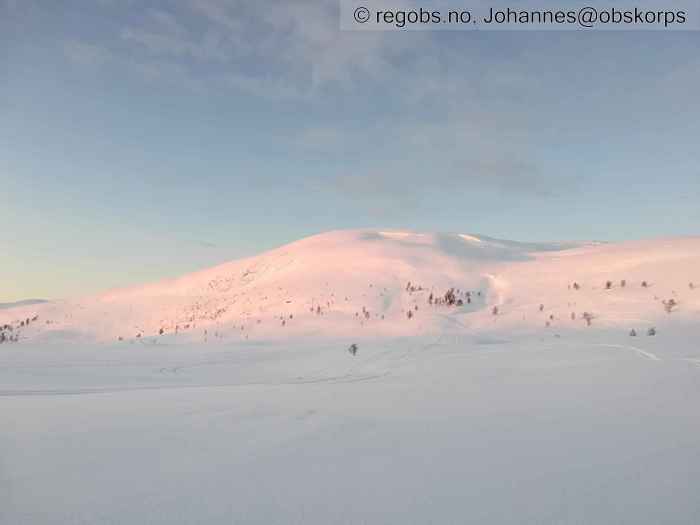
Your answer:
348,343 -> 358,356
647,327 -> 657,336
629,329 -> 637,337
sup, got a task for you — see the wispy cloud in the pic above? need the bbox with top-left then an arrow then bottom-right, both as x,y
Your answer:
51,0 -> 681,209
63,40 -> 109,66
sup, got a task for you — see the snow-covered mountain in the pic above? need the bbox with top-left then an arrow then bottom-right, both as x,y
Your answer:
0,299 -> 48,310
4,230 -> 700,525
2,229 -> 699,344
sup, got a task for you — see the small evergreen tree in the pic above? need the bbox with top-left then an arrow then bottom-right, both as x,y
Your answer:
663,298 -> 678,313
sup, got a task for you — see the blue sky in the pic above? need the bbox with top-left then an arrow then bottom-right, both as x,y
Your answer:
2,0 -> 699,301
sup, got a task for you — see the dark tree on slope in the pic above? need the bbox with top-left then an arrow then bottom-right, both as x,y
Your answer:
663,298 -> 678,313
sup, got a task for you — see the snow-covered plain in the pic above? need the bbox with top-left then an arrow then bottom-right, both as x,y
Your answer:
2,230 -> 700,524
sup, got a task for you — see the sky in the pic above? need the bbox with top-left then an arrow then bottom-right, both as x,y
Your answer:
2,0 -> 699,301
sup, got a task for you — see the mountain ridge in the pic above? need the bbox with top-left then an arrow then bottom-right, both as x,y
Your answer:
2,229 -> 698,344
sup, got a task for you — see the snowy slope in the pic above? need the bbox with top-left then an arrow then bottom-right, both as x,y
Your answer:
2,229 -> 699,344
4,330 -> 700,524
3,230 -> 700,525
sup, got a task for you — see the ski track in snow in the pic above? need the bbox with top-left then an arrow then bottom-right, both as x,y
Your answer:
682,357 -> 700,368
594,343 -> 661,362
0,372 -> 392,398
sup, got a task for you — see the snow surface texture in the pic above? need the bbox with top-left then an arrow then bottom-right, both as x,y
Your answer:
2,230 -> 700,524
